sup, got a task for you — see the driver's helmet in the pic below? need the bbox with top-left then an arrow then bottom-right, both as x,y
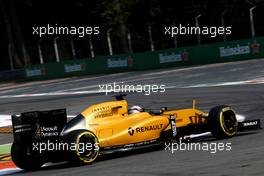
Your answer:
128,105 -> 143,114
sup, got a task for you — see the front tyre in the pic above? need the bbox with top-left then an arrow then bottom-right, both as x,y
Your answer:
66,130 -> 99,165
208,105 -> 238,139
11,142 -> 43,170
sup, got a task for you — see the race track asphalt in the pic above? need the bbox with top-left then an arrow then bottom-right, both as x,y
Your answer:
0,58 -> 263,176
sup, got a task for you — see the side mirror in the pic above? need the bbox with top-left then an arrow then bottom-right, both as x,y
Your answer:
160,107 -> 168,113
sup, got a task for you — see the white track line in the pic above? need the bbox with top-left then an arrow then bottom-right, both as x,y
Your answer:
0,115 -> 12,127
0,168 -> 22,176
174,79 -> 264,88
0,90 -> 99,98
0,78 -> 263,99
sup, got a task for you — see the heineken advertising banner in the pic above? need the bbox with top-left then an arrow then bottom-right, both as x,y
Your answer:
64,63 -> 86,73
25,67 -> 46,77
219,45 -> 251,57
219,41 -> 260,58
159,50 -> 189,63
107,56 -> 134,68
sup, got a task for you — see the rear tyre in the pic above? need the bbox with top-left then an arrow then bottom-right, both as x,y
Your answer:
208,105 -> 238,139
66,130 -> 99,164
11,142 -> 43,170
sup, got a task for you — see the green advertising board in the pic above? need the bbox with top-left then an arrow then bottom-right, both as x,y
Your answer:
24,37 -> 264,80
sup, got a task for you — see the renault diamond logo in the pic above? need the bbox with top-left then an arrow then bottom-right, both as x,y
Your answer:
128,127 -> 134,136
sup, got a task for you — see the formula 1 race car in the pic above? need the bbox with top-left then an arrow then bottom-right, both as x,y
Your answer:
11,94 -> 261,170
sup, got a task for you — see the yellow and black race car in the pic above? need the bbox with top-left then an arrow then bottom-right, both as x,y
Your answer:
11,94 -> 261,170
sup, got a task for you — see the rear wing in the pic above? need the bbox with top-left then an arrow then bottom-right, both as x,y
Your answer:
12,109 -> 67,143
